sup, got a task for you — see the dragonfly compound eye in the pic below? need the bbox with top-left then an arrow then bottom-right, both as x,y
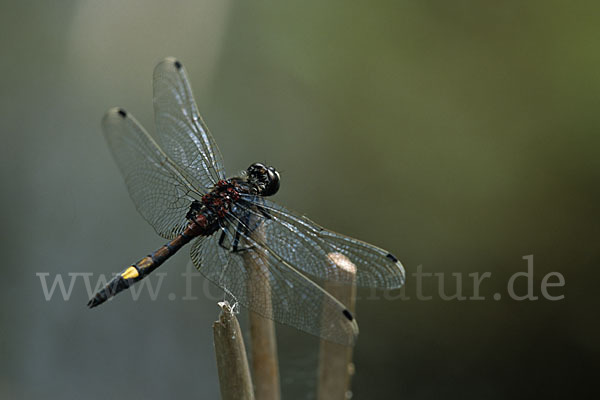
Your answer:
262,167 -> 280,196
247,163 -> 279,196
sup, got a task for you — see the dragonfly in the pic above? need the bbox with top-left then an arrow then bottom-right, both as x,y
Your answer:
88,57 -> 405,346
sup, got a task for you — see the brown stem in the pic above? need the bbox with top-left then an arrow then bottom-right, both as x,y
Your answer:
243,225 -> 281,400
213,301 -> 255,400
317,253 -> 357,400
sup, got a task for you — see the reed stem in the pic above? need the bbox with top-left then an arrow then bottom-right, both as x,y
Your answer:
243,224 -> 281,400
213,301 -> 254,400
317,253 -> 357,400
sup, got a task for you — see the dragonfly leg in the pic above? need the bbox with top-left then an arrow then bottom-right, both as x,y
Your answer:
256,205 -> 271,220
217,225 -> 253,253
231,219 -> 255,253
217,228 -> 229,250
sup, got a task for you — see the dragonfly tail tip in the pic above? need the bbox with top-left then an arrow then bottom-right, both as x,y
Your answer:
87,297 -> 103,308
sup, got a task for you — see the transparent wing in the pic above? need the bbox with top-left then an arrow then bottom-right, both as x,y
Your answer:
102,108 -> 202,239
153,57 -> 226,192
190,219 -> 358,345
237,195 -> 406,289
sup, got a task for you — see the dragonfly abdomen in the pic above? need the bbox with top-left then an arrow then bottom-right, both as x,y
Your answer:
87,223 -> 207,308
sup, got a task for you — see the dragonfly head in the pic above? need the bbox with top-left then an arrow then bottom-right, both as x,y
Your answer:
247,162 -> 280,196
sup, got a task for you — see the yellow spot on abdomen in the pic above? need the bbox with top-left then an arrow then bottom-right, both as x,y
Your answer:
121,266 -> 139,280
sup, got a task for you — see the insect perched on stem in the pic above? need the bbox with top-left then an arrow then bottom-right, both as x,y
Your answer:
88,57 -> 405,345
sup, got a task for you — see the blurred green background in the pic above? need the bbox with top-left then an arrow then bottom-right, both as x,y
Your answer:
1,0 -> 598,398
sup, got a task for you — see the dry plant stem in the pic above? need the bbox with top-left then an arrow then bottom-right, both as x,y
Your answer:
248,308 -> 280,400
243,226 -> 281,400
317,255 -> 357,400
213,301 -> 254,400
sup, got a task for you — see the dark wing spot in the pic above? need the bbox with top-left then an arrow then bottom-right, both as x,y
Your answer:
174,60 -> 182,70
342,309 -> 354,321
386,253 -> 399,263
117,108 -> 127,118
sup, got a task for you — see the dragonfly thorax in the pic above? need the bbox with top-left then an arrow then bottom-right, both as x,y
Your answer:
187,163 -> 279,229
197,180 -> 243,219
